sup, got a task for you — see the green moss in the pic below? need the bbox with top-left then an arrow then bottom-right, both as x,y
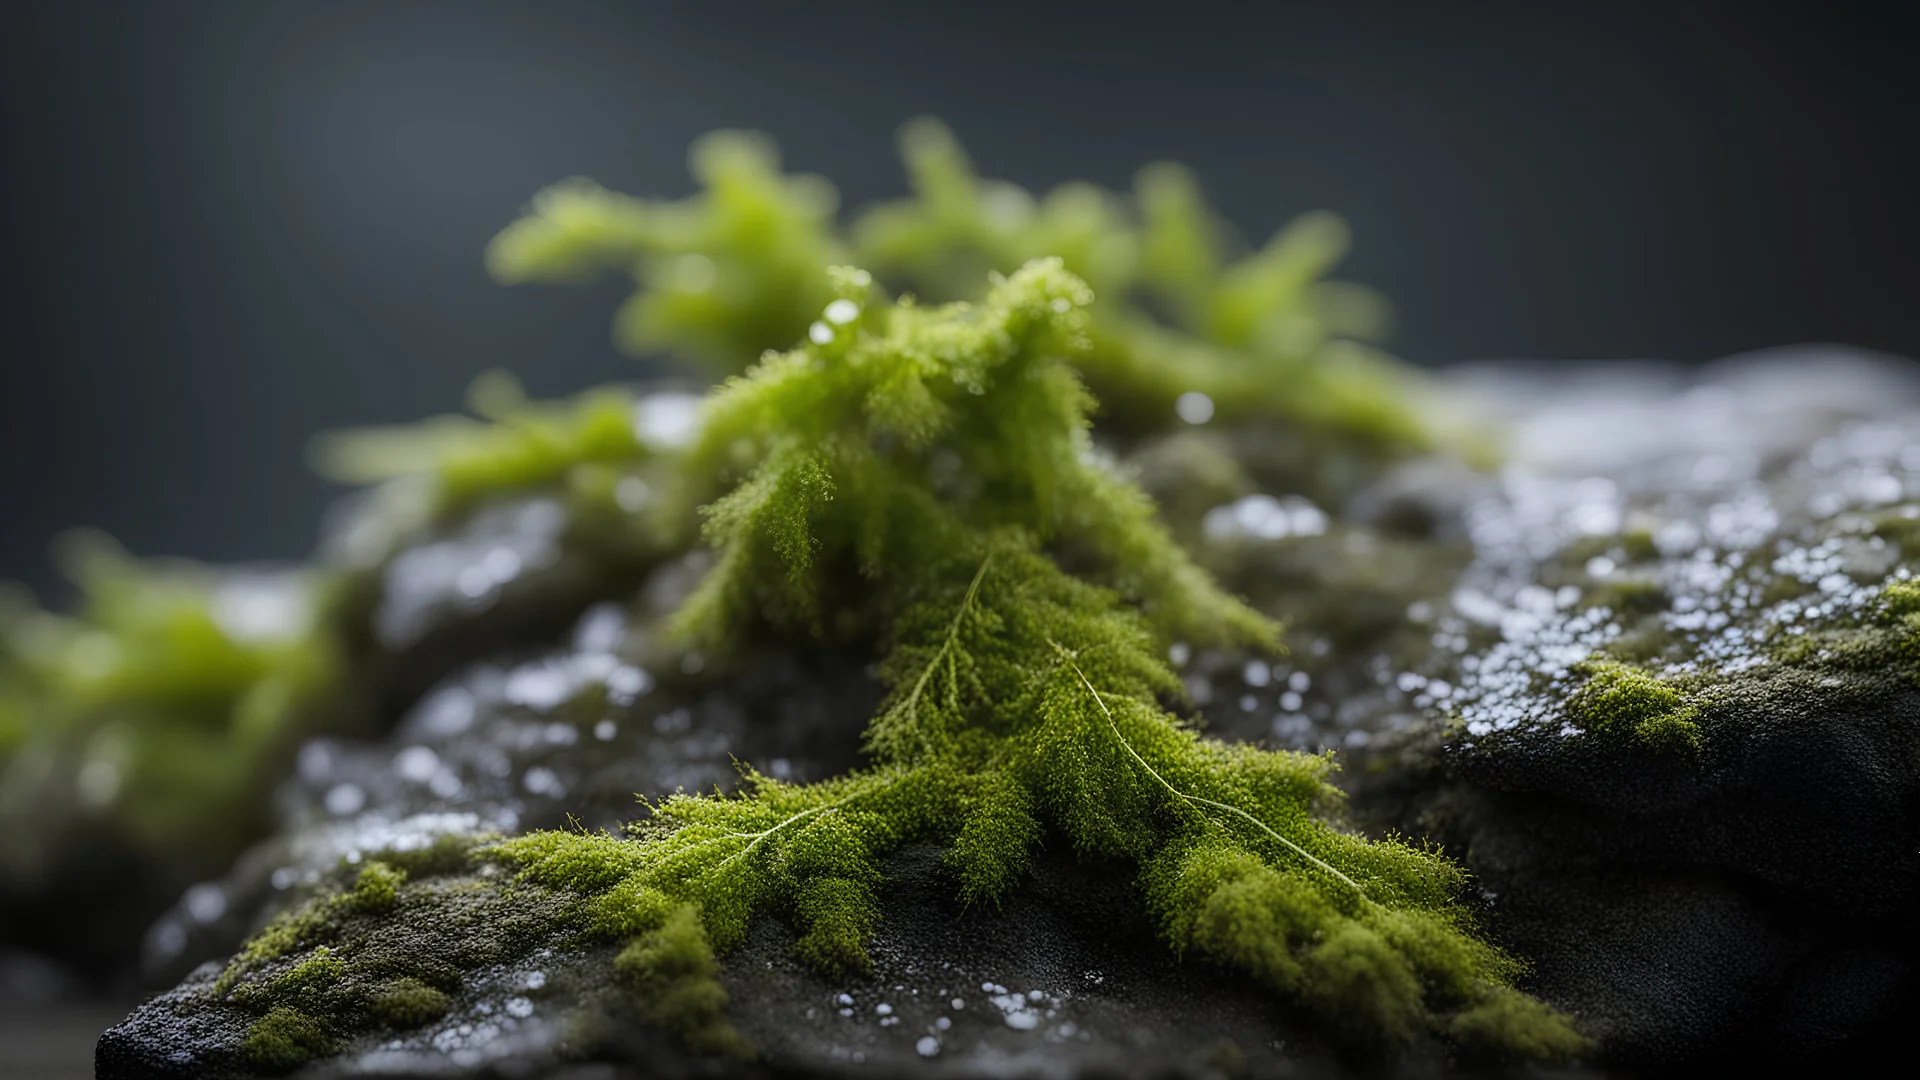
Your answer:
243,1005 -> 337,1072
0,530 -> 353,878
1566,658 -> 1702,755
487,132 -> 842,369
467,264 -> 1582,1061
1869,508 -> 1920,557
369,977 -> 451,1029
1579,576 -> 1670,618
1879,579 -> 1920,670
213,843 -> 596,1066
310,370 -> 652,516
1559,529 -> 1658,569
370,832 -> 484,879
350,861 -> 407,914
1447,986 -> 1597,1062
614,904 -> 752,1058
489,119 -> 1428,453
1760,574 -> 1818,607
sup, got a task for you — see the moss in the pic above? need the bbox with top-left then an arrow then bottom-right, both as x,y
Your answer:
310,370 -> 652,517
368,977 -> 451,1029
370,832 -> 484,879
1869,507 -> 1920,557
1879,579 -> 1920,670
243,1005 -> 337,1072
613,904 -> 752,1058
1579,576 -> 1670,618
1447,986 -> 1596,1062
464,264 -> 1582,1061
1760,574 -> 1818,607
489,119 -> 1429,454
213,847 -> 596,1068
0,532 -> 352,876
185,222 -> 1573,1066
1566,658 -> 1702,754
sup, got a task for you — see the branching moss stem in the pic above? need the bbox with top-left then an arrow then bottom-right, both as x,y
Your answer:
1053,642 -> 1368,900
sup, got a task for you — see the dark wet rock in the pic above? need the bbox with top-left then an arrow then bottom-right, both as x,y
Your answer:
104,347 -> 1920,1075
1366,349 -> 1920,1067
103,845 -> 1406,1080
142,590 -> 875,988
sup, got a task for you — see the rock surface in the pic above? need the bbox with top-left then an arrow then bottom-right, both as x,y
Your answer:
102,349 -> 1920,1076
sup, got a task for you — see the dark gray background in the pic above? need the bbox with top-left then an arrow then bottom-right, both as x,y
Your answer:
3,0 -> 1917,601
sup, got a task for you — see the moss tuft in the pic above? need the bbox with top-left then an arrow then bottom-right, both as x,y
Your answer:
349,861 -> 406,914
369,977 -> 451,1029
470,265 -> 1581,1060
614,904 -> 753,1058
1447,986 -> 1596,1062
1566,658 -> 1702,754
488,120 -> 1428,452
213,257 -> 1571,1065
242,1005 -> 337,1072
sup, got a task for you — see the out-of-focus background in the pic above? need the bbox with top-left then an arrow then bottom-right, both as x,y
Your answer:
3,0 -> 1917,604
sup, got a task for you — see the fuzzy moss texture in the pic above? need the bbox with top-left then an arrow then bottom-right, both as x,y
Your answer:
211,259 -> 1585,1069
0,119 -> 1429,871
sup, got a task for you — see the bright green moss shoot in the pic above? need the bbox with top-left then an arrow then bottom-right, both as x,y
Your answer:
244,1006 -> 337,1072
0,531 -> 347,873
310,370 -> 650,514
1567,658 -> 1702,755
486,119 -> 1426,450
475,261 -> 1586,1062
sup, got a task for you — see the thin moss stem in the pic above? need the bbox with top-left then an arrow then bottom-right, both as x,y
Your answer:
1053,642 -> 1369,901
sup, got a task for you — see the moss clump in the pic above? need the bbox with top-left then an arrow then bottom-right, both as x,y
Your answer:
310,370 -> 655,518
243,1005 -> 337,1072
212,845 -> 601,1072
487,131 -> 843,370
614,904 -> 751,1058
349,861 -> 406,914
488,120 -> 1426,452
473,262 -> 1584,1061
1579,576 -> 1670,618
368,977 -> 451,1029
1566,658 -> 1702,754
0,532 -> 350,871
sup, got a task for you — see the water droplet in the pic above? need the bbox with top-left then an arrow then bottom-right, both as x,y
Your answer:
1175,391 -> 1214,425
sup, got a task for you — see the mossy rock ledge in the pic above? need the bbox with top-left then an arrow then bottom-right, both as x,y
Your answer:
98,348 -> 1920,1077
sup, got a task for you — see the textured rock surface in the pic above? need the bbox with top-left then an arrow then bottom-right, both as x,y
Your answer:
100,348 -> 1920,1076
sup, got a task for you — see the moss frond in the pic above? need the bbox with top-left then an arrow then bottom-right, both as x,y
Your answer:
487,132 -> 843,369
670,258 -> 1271,653
489,120 -> 1428,451
0,532 -> 346,869
205,246 -> 1569,1063
311,370 -> 648,514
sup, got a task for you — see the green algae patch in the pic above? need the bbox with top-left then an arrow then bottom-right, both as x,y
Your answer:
1566,659 -> 1702,755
